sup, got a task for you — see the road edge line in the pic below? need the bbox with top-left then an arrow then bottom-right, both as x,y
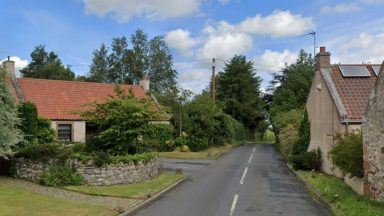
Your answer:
120,175 -> 187,216
286,163 -> 335,216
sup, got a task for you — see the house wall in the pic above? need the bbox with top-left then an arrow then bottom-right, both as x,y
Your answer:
306,71 -> 364,195
51,121 -> 86,143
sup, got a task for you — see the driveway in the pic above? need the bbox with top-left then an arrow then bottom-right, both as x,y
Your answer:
133,144 -> 330,216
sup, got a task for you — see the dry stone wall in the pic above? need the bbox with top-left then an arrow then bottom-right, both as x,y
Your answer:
10,158 -> 160,186
362,64 -> 384,201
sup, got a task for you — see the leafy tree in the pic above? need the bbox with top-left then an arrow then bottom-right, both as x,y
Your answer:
88,43 -> 109,83
130,29 -> 149,83
81,87 -> 166,154
17,102 -> 55,145
269,50 -> 314,117
0,71 -> 23,158
216,55 -> 265,133
107,37 -> 131,84
21,45 -> 75,80
157,87 -> 192,135
148,36 -> 177,95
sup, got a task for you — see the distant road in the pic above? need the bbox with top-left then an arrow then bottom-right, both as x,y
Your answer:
132,144 -> 330,216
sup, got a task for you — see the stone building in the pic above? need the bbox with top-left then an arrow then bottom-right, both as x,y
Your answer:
362,63 -> 384,201
2,58 -> 168,143
306,47 -> 381,194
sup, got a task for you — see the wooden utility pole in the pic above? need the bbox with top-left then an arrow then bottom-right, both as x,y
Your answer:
211,58 -> 216,103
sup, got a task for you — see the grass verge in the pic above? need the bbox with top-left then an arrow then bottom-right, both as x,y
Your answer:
66,173 -> 183,199
159,144 -> 239,160
0,178 -> 113,216
298,171 -> 384,216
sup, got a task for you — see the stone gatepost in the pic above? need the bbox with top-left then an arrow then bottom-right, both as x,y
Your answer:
362,62 -> 384,200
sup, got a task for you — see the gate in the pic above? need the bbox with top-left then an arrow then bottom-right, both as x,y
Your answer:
0,159 -> 9,175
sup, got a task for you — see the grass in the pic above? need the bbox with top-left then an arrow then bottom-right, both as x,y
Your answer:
299,171 -> 384,216
66,173 -> 183,199
159,144 -> 239,160
0,178 -> 113,216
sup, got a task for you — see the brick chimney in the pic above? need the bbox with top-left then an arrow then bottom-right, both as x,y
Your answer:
2,56 -> 16,76
315,46 -> 331,71
139,74 -> 150,92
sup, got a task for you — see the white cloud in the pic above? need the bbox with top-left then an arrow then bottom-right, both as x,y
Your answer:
236,10 -> 314,38
165,29 -> 199,56
218,0 -> 230,5
320,3 -> 360,15
336,32 -> 384,63
82,0 -> 202,22
254,49 -> 297,72
198,21 -> 253,59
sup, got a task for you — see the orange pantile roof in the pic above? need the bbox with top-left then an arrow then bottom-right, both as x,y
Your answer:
11,78 -> 149,120
323,65 -> 378,122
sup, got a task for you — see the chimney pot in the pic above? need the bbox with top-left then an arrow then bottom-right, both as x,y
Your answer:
315,46 -> 331,71
2,57 -> 16,76
139,75 -> 150,92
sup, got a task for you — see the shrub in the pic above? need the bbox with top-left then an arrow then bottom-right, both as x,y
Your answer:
263,129 -> 276,143
276,124 -> 299,160
92,151 -> 112,167
40,165 -> 84,186
291,148 -> 321,171
187,136 -> 209,152
72,143 -> 85,152
292,110 -> 310,156
17,102 -> 55,145
15,143 -> 73,162
329,132 -> 363,178
145,124 -> 175,152
180,145 -> 190,152
174,136 -> 188,148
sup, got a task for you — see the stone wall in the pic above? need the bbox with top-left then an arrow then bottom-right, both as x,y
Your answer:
9,158 -> 160,186
362,63 -> 384,201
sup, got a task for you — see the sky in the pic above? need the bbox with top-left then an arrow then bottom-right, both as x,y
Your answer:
1,0 -> 384,93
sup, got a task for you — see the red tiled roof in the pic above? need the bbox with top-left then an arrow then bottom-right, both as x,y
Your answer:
13,78 -> 148,120
326,65 -> 378,121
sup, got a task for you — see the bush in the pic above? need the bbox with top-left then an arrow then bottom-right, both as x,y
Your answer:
145,124 -> 175,152
292,110 -> 310,156
17,102 -> 55,145
329,132 -> 363,178
187,136 -> 209,152
174,136 -> 188,148
40,165 -> 84,186
180,145 -> 190,152
15,143 -> 73,162
72,152 -> 158,166
291,148 -> 321,171
263,129 -> 276,143
276,124 -> 299,160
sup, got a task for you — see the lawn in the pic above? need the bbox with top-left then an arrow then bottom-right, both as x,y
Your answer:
0,178 -> 113,216
66,173 -> 183,199
299,171 -> 384,216
159,144 -> 238,160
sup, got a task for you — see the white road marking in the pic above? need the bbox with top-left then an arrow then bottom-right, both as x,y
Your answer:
248,154 -> 253,164
240,167 -> 248,185
252,147 -> 255,153
229,194 -> 239,216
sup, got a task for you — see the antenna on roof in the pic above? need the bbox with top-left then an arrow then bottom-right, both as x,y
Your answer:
299,31 -> 316,58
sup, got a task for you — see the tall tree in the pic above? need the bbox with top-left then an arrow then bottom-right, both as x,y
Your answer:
107,37 -> 131,84
21,45 -> 75,80
269,50 -> 315,117
130,29 -> 149,83
148,36 -> 177,95
0,71 -> 23,158
88,43 -> 109,83
216,55 -> 265,132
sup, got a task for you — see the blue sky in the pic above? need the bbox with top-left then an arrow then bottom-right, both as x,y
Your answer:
1,0 -> 384,93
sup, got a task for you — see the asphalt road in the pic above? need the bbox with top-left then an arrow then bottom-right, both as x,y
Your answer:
132,144 -> 330,216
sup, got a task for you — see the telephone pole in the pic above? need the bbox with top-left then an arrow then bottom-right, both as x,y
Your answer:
211,58 -> 216,103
